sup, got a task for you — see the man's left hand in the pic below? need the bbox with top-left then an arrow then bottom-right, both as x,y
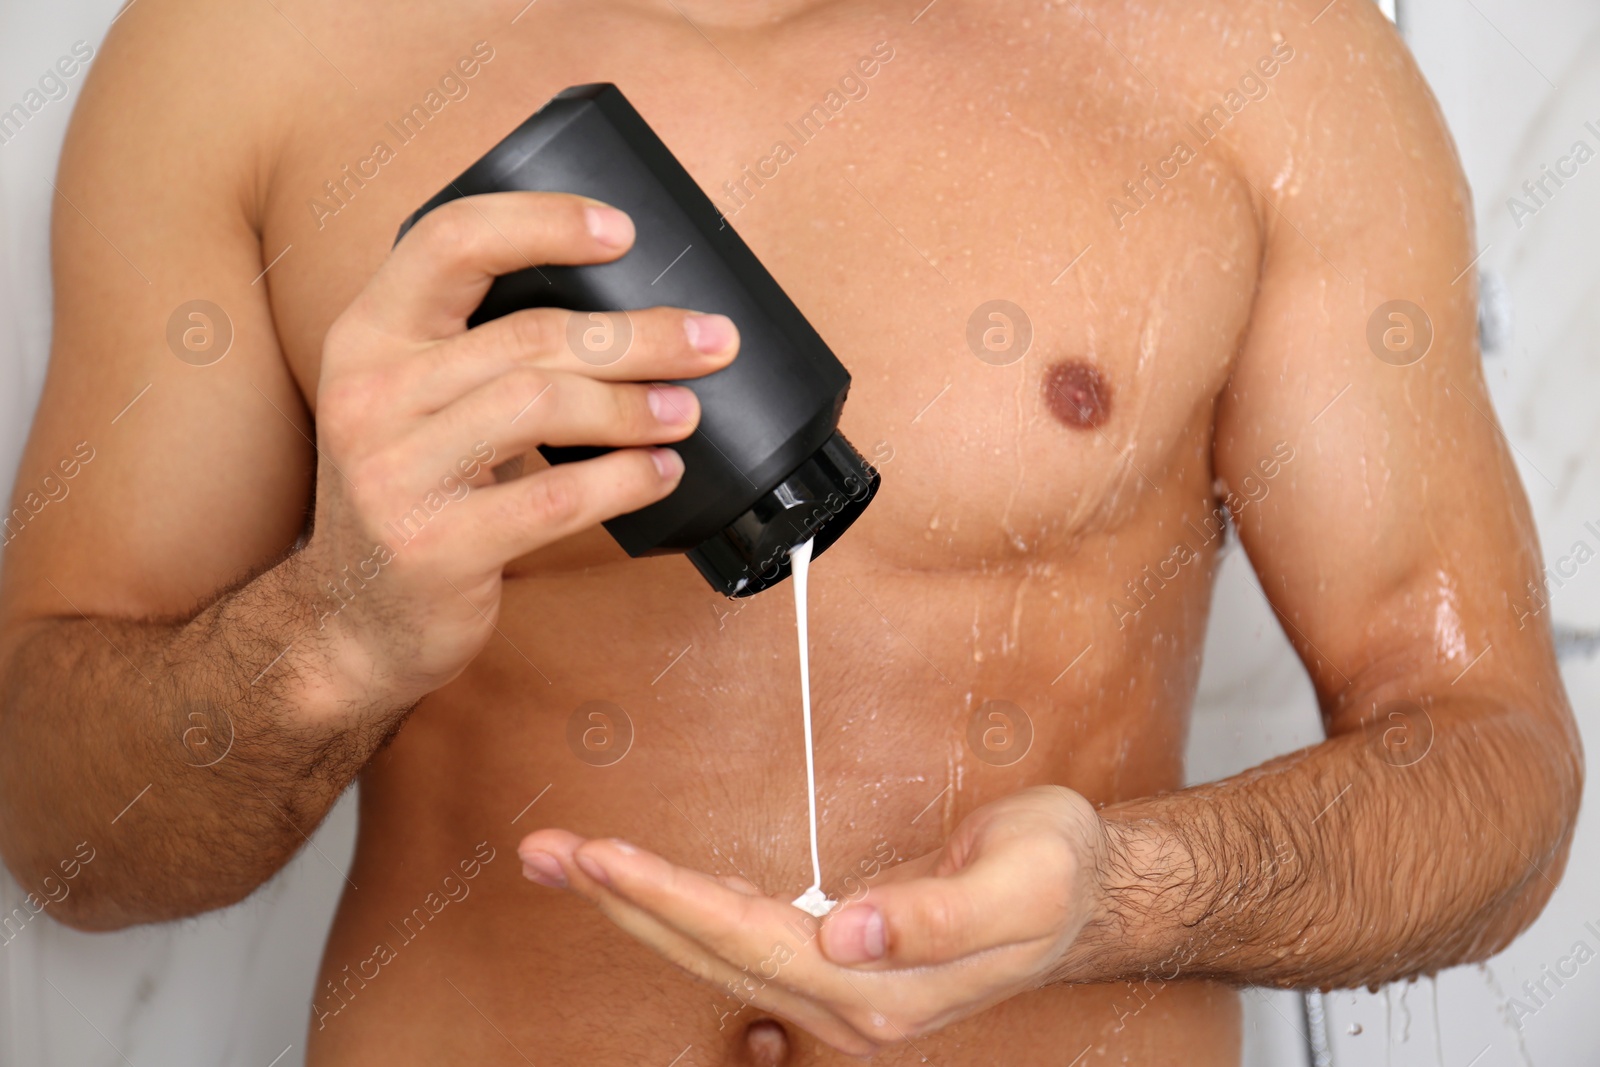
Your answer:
518,785 -> 1115,1055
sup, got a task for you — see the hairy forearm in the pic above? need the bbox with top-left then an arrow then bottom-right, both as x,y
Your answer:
1073,696 -> 1582,990
0,553 -> 412,930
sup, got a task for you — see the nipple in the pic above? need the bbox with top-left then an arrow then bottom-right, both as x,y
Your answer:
1043,359 -> 1112,429
742,1019 -> 790,1066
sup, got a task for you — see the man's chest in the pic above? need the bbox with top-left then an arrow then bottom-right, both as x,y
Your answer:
258,0 -> 1262,564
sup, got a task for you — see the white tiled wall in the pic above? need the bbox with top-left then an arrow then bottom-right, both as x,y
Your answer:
2,2 -> 1596,1065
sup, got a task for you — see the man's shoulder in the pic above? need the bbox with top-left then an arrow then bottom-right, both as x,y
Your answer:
1124,0 -> 1411,89
1150,0 -> 1462,186
1103,0 -> 1470,243
68,0 -> 323,227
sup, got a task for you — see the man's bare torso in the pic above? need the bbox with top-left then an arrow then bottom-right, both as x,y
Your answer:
250,1 -> 1269,1062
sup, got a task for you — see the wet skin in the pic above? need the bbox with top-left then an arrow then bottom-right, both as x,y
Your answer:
307,7 -> 1244,1059
0,1 -> 1581,1066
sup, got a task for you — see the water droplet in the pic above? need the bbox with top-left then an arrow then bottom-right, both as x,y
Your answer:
1348,1023 -> 1364,1036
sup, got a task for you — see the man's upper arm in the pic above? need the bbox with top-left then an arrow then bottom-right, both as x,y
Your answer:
0,0 -> 312,637
1214,2 -> 1567,732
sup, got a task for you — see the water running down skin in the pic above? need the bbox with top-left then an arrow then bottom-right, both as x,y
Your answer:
787,538 -> 838,919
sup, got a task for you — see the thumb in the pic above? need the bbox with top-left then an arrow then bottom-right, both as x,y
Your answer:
819,829 -> 1075,968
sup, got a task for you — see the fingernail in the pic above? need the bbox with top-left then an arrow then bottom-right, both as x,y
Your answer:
861,908 -> 886,960
575,853 -> 612,887
683,313 -> 736,354
648,384 -> 697,425
520,850 -> 567,888
828,905 -> 886,963
650,448 -> 684,481
584,205 -> 633,248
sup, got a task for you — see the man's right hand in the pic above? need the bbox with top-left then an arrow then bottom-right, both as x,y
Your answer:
301,192 -> 739,709
2,23 -> 756,927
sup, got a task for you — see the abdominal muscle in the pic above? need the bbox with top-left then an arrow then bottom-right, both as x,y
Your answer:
305,499 -> 1241,1066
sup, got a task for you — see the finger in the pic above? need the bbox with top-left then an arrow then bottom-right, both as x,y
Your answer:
820,833 -> 1076,968
549,841 -> 1013,1054
427,365 -> 701,455
715,873 -> 764,895
570,838 -> 825,969
359,192 -> 636,341
521,835 -> 761,990
518,828 -> 587,887
517,835 -> 877,1054
456,446 -> 683,564
537,839 -> 1056,1046
401,369 -> 700,480
415,307 -> 739,407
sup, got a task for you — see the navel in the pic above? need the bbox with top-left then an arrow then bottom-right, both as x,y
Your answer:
742,1019 -> 790,1066
1043,359 -> 1113,429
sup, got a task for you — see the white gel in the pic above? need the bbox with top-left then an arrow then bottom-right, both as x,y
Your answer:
788,538 -> 838,918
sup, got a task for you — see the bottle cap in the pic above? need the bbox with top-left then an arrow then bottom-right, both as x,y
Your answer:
686,432 -> 879,598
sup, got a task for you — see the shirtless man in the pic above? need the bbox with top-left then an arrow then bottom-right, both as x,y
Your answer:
0,0 -> 1581,1063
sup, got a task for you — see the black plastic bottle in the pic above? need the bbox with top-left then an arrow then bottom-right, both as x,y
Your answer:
397,83 -> 879,597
